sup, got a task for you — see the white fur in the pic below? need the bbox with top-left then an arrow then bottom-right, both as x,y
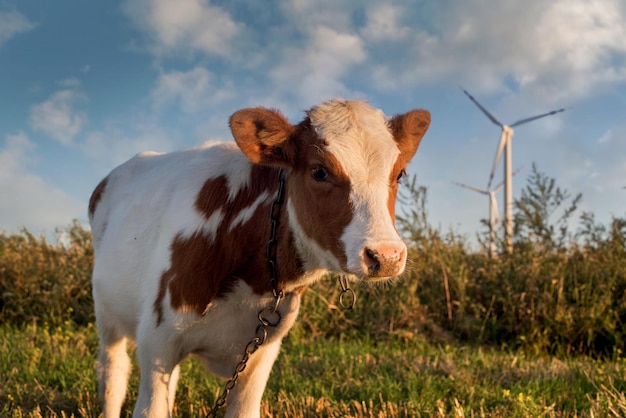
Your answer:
308,99 -> 407,276
229,191 -> 271,232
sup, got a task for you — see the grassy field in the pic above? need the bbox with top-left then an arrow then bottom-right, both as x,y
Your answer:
1,170 -> 625,417
2,322 -> 625,417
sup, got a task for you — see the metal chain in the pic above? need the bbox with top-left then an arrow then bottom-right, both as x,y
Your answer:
267,170 -> 286,300
206,170 -> 286,418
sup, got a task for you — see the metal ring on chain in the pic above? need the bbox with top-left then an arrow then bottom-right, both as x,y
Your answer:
339,287 -> 356,310
338,275 -> 356,310
258,306 -> 282,327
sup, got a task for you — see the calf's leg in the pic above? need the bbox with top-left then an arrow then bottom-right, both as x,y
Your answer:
133,327 -> 182,418
223,339 -> 283,418
96,325 -> 131,418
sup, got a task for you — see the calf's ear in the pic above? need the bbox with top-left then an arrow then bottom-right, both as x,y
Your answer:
229,107 -> 296,167
389,109 -> 431,161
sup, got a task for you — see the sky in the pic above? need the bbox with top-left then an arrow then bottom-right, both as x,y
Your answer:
1,0 -> 625,246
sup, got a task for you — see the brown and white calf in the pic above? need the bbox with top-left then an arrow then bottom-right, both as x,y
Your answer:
88,99 -> 430,417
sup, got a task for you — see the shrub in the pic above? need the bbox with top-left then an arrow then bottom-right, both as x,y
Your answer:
0,220 -> 94,327
1,166 -> 624,357
394,168 -> 625,356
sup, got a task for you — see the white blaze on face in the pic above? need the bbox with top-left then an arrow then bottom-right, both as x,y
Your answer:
308,99 -> 406,277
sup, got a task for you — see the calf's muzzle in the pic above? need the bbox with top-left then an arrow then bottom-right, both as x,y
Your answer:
362,243 -> 407,278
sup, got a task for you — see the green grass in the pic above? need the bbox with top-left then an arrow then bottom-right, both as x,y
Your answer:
2,323 -> 624,417
1,180 -> 625,417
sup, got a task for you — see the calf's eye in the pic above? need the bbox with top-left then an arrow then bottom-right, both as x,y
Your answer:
311,166 -> 329,182
396,169 -> 407,183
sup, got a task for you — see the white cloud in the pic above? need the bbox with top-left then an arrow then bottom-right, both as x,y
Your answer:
151,66 -> 234,113
81,124 -> 175,166
0,131 -> 34,173
0,9 -> 36,47
122,0 -> 241,57
30,89 -> 87,145
361,3 -> 410,42
528,0 -> 626,100
368,0 -> 626,103
0,132 -> 84,234
270,26 -> 366,102
279,0 -> 356,31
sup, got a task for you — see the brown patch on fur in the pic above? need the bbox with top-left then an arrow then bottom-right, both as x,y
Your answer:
195,176 -> 228,219
286,121 -> 352,270
387,166 -> 402,223
387,109 -> 431,219
154,166 -> 304,324
89,177 -> 108,218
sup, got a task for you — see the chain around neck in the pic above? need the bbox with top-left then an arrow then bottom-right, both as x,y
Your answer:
206,169 -> 286,418
267,169 -> 286,299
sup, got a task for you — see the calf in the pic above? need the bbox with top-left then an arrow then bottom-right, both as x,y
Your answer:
89,99 -> 430,417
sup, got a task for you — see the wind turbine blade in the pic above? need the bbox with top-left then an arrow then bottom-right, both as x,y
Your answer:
509,108 -> 567,128
462,89 -> 503,128
492,180 -> 505,192
491,193 -> 501,225
492,165 -> 523,192
487,129 -> 507,189
452,181 -> 489,195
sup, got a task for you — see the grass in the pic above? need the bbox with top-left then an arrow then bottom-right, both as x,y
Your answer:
1,323 -> 625,417
1,172 -> 625,417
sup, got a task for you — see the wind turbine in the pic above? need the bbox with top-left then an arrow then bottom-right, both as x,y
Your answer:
454,168 -> 522,257
462,89 -> 567,251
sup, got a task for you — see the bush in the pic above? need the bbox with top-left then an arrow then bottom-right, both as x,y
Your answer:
394,167 -> 626,356
0,220 -> 94,327
1,166 -> 624,357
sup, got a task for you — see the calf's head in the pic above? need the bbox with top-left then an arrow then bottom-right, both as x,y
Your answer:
230,99 -> 430,280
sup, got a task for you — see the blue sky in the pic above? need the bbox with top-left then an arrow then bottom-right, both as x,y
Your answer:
1,0 -> 625,245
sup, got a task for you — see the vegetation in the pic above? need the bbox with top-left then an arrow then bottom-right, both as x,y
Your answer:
2,323 -> 625,417
0,164 -> 624,416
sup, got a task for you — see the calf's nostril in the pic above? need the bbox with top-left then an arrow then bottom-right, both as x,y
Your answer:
364,248 -> 381,274
361,245 -> 407,277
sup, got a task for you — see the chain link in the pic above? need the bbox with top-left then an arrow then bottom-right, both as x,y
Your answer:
206,170 -> 286,418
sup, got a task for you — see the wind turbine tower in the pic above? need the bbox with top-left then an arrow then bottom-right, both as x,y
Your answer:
454,168 -> 521,257
462,89 -> 567,252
